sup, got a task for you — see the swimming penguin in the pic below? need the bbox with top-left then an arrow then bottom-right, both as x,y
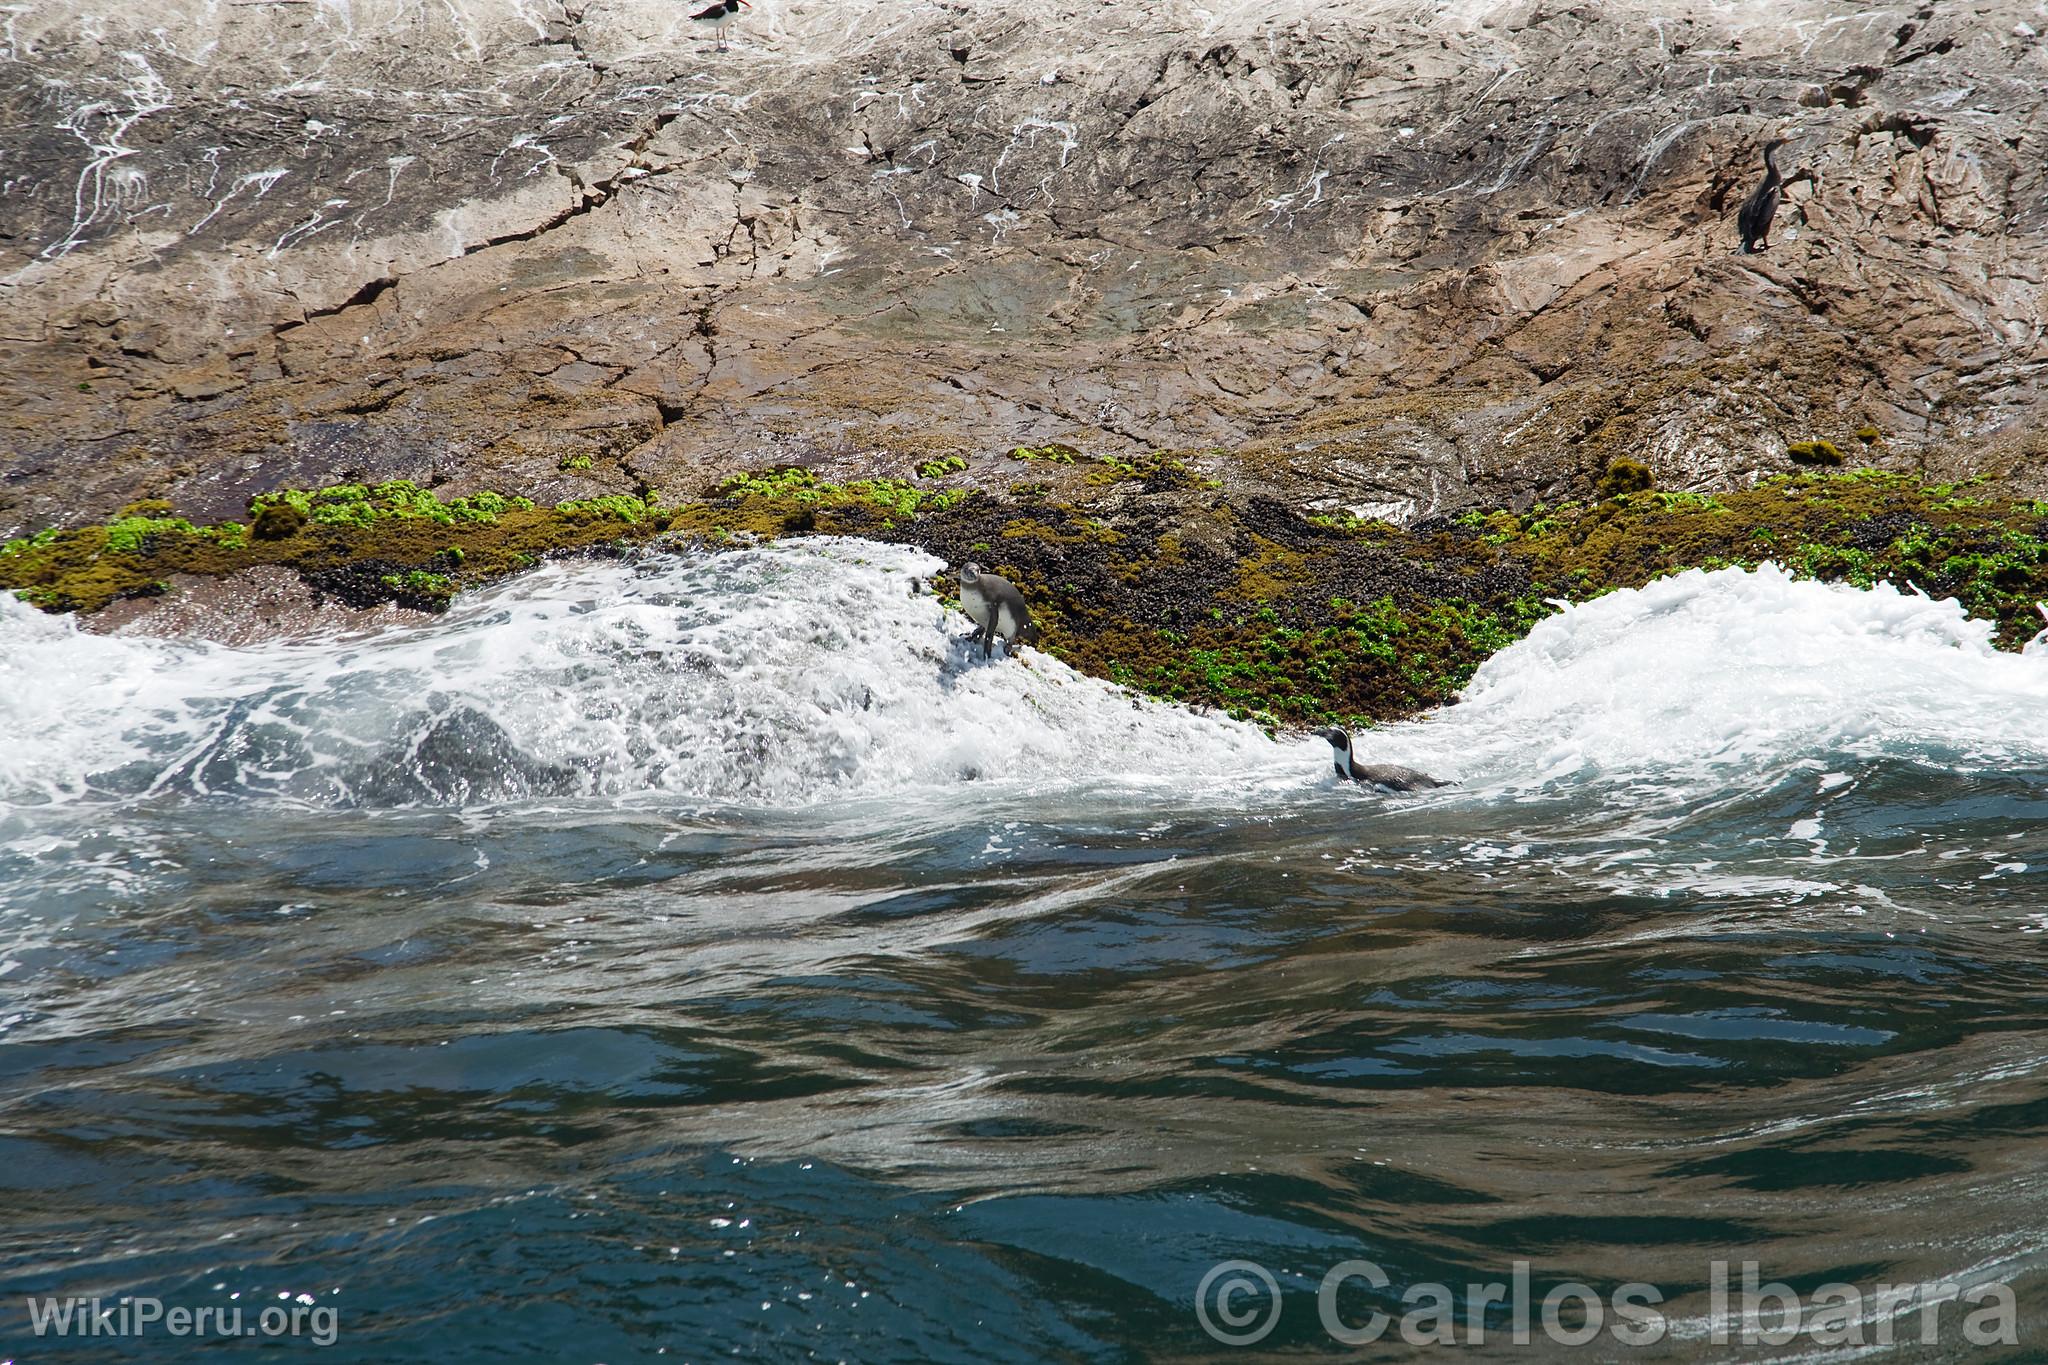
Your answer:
958,562 -> 1035,659
1316,727 -> 1448,792
1737,138 -> 1787,253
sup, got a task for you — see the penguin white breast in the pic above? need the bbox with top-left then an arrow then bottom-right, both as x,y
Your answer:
960,580 -> 991,627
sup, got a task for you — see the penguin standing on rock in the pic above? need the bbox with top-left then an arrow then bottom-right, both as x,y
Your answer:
957,562 -> 1036,660
1316,727 -> 1449,793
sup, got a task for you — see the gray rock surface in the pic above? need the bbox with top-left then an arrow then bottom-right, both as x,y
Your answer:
4,0 -> 2045,537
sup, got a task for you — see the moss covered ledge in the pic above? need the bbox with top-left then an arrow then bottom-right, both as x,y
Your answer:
6,468 -> 2047,727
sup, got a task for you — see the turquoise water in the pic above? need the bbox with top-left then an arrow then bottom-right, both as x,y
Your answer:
3,543 -> 2046,1360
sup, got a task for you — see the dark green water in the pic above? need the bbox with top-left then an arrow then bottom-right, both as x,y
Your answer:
3,546 -> 2046,1361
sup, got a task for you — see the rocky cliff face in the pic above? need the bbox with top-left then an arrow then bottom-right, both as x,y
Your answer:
4,0 -> 2045,538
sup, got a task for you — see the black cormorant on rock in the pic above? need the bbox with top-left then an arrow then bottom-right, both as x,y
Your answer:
1316,728 -> 1449,792
1738,138 -> 1787,253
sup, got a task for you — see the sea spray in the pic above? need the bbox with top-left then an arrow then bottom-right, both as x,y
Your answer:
0,539 -> 1288,808
1441,564 -> 2048,790
6,553 -> 2047,813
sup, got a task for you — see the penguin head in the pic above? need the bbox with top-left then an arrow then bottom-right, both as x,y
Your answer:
1316,727 -> 1351,753
960,561 -> 982,585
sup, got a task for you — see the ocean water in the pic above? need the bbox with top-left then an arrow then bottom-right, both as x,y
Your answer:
2,539 -> 2045,1360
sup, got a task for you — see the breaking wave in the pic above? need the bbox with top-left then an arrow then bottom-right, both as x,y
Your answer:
3,547 -> 2043,812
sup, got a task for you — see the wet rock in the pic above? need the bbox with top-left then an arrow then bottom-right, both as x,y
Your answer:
3,0 -> 2046,539
88,567 -> 432,645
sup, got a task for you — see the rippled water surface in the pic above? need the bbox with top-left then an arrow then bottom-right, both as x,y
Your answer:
3,542 -> 2047,1360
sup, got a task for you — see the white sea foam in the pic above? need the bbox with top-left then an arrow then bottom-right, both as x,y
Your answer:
0,539 -> 1286,808
3,553 -> 2044,811
1433,562 -> 2048,792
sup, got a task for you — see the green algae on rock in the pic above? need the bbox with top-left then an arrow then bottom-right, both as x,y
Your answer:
1502,471 -> 2048,649
714,467 -> 968,521
8,468 -> 2048,726
0,482 -> 650,615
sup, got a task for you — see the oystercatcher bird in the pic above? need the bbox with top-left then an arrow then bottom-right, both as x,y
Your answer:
690,0 -> 749,51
